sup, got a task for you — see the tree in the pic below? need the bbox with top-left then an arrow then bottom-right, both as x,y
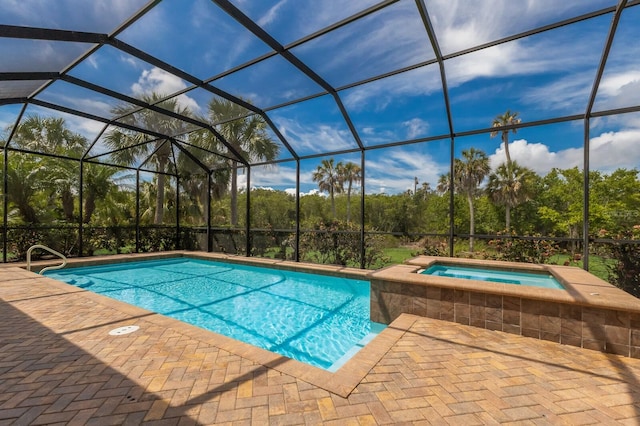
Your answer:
416,181 -> 432,200
438,148 -> 490,252
11,115 -> 87,222
537,167 -> 583,253
337,161 -> 362,222
82,164 -> 130,224
590,168 -> 640,233
313,158 -> 343,219
490,109 -> 521,167
205,98 -> 279,226
487,161 -> 536,230
5,154 -> 43,223
106,93 -> 193,224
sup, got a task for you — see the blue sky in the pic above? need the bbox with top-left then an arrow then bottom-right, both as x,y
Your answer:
1,0 -> 639,195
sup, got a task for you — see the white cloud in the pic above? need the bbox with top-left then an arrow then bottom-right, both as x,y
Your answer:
257,0 -> 289,27
236,163 -> 298,190
591,112 -> 640,132
341,0 -> 609,115
489,129 -> 640,175
598,71 -> 640,98
120,55 -> 139,69
589,129 -> 640,172
343,65 -> 442,112
594,71 -> 640,111
520,71 -> 593,112
403,118 -> 430,139
2,0 -> 143,32
489,139 -> 579,174
66,115 -> 107,140
365,148 -> 447,194
131,68 -> 201,113
285,188 -> 322,197
301,1 -> 432,85
427,0 -> 609,54
275,117 -> 356,154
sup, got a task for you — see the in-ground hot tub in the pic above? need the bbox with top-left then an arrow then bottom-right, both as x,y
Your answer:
419,263 -> 564,289
369,256 -> 640,358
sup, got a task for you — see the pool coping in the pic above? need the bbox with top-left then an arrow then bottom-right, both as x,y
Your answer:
2,251 -> 407,397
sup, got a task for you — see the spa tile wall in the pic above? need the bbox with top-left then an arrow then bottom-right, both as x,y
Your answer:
370,279 -> 640,359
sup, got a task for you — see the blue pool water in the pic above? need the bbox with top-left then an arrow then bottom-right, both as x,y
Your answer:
46,258 -> 383,371
421,264 -> 563,289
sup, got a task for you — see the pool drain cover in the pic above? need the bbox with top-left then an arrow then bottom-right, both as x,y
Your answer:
109,325 -> 140,336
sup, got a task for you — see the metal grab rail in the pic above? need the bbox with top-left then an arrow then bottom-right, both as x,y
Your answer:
26,245 -> 68,274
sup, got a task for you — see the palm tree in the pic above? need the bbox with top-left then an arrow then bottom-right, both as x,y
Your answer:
12,115 -> 88,221
5,154 -> 43,223
487,161 -> 536,230
105,93 -> 193,224
175,148 -> 214,226
418,181 -> 432,200
90,185 -> 134,226
438,148 -> 490,252
313,158 -> 343,219
82,164 -> 128,224
337,161 -> 362,222
205,98 -> 279,226
11,115 -> 86,155
490,110 -> 521,167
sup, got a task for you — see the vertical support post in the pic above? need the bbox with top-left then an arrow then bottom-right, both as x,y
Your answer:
360,150 -> 366,269
78,160 -> 84,257
579,0 -> 626,271
583,119 -> 590,270
245,166 -> 251,257
176,175 -> 181,250
449,137 -> 455,257
135,170 -> 140,253
415,0 -> 456,257
295,160 -> 300,262
2,146 -> 8,263
207,171 -> 212,252
2,104 -> 25,263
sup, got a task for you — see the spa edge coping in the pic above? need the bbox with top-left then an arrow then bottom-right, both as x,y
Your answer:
5,251 -> 640,314
370,255 -> 640,314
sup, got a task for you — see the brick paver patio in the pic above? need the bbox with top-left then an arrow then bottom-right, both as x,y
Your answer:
2,265 -> 640,425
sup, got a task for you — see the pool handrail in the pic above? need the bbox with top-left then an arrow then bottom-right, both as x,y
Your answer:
26,244 -> 67,274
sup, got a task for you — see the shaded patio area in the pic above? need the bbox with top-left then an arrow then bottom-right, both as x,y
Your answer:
1,266 -> 640,424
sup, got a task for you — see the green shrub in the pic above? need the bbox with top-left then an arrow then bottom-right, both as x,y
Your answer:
139,227 -> 177,252
419,236 -> 449,257
298,220 -> 389,269
486,231 -> 557,264
602,226 -> 640,297
8,225 -> 78,260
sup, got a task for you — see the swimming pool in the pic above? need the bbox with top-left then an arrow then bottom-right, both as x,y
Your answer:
45,258 -> 383,371
421,264 -> 564,289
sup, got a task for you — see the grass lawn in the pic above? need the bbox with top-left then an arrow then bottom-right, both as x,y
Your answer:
382,247 -> 419,266
548,253 -> 615,282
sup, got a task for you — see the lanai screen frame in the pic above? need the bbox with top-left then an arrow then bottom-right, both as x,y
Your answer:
1,0 -> 640,270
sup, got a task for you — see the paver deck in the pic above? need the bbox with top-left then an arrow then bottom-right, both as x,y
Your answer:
1,264 -> 640,425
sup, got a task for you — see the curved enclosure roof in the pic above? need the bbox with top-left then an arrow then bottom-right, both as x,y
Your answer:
1,0 -> 639,178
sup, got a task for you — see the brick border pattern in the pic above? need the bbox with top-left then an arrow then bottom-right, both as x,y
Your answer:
371,279 -> 640,359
